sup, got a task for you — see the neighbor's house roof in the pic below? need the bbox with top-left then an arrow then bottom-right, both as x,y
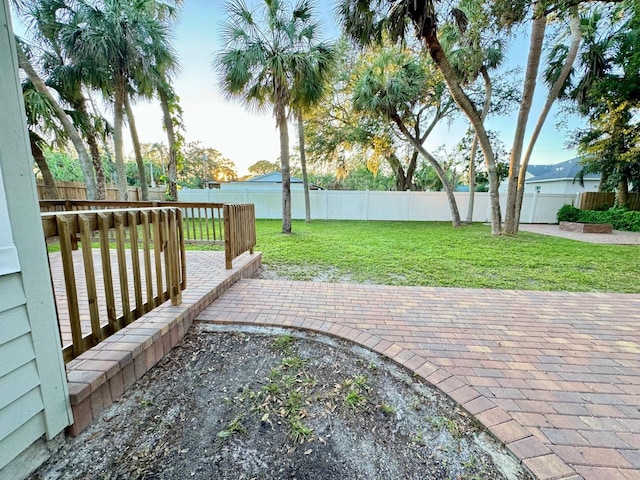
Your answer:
526,157 -> 600,183
246,172 -> 303,183
245,171 -> 324,189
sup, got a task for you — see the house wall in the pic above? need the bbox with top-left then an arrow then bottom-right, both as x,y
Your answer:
525,179 -> 601,195
0,2 -> 73,477
220,182 -> 306,192
180,188 -> 577,224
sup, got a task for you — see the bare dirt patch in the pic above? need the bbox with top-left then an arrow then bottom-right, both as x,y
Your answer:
30,324 -> 532,480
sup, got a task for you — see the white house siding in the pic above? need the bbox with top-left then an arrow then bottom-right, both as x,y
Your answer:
525,178 -> 601,195
0,276 -> 47,471
0,2 -> 72,476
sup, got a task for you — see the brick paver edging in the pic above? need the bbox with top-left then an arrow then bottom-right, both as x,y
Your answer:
63,252 -> 262,436
196,279 -> 640,480
198,303 -> 568,480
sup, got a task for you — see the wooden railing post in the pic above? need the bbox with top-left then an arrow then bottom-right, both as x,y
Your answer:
223,203 -> 256,269
97,212 -> 119,332
57,215 -> 83,358
224,204 -> 233,269
79,214 -> 103,345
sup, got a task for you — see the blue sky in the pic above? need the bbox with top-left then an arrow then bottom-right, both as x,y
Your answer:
14,0 -> 585,176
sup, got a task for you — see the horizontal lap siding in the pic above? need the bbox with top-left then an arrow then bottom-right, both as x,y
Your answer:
0,274 -> 46,470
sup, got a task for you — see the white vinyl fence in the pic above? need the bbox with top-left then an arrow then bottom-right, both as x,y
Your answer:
180,188 -> 578,224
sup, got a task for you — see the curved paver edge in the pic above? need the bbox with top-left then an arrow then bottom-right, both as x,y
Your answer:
196,315 -> 581,480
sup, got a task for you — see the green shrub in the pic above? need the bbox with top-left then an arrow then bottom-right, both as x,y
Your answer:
557,204 -> 581,222
620,210 -> 640,231
561,206 -> 640,232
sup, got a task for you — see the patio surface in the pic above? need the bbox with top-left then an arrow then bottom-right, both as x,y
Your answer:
49,233 -> 640,480
197,280 -> 640,480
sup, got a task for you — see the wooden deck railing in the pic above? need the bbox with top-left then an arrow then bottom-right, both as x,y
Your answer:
40,199 -> 256,269
40,200 -> 225,244
224,203 -> 257,269
42,207 -> 186,361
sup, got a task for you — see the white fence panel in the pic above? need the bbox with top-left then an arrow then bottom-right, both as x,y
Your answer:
180,188 -> 577,223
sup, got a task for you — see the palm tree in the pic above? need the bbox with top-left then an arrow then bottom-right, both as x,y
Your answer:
157,82 -> 183,200
22,79 -> 62,198
352,47 -> 462,226
440,0 -> 506,223
512,8 -> 582,232
19,0 -> 113,199
60,0 -> 173,200
338,0 -> 502,234
338,0 -> 602,235
216,0 -> 334,233
291,41 -> 336,223
15,40 -> 99,200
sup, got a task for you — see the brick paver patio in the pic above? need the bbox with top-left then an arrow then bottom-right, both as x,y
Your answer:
197,279 -> 640,480
49,244 -> 640,480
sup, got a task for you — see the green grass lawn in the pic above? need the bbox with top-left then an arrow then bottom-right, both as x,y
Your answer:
244,220 -> 639,293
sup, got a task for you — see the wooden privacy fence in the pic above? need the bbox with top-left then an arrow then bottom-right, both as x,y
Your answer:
36,180 -> 166,201
42,207 -> 186,362
224,203 -> 257,269
40,199 -> 257,269
578,192 -> 640,211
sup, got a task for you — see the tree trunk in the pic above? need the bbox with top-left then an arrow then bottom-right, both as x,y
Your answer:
73,95 -> 106,200
124,93 -> 149,201
503,7 -> 547,235
277,102 -> 292,233
297,111 -> 311,222
29,132 -> 58,199
422,34 -> 500,234
113,73 -> 128,200
617,178 -> 629,208
16,45 -> 98,200
514,9 -> 581,232
467,136 -> 477,223
466,66 -> 492,224
405,150 -> 419,190
391,113 -> 461,227
159,86 -> 178,200
387,154 -> 408,190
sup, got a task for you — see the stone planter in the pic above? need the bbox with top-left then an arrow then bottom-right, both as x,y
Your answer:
559,221 -> 613,234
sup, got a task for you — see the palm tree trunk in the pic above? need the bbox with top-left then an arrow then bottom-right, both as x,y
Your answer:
391,113 -> 461,227
113,73 -> 128,201
504,7 -> 547,235
422,34 -> 499,233
466,66 -> 492,224
514,9 -> 581,232
277,102 -> 292,233
73,95 -> 107,200
297,111 -> 311,222
16,45 -> 98,200
159,86 -> 178,200
29,132 -> 58,199
124,93 -> 149,201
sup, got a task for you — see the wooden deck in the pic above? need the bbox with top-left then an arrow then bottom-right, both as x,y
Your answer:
50,249 -> 262,436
